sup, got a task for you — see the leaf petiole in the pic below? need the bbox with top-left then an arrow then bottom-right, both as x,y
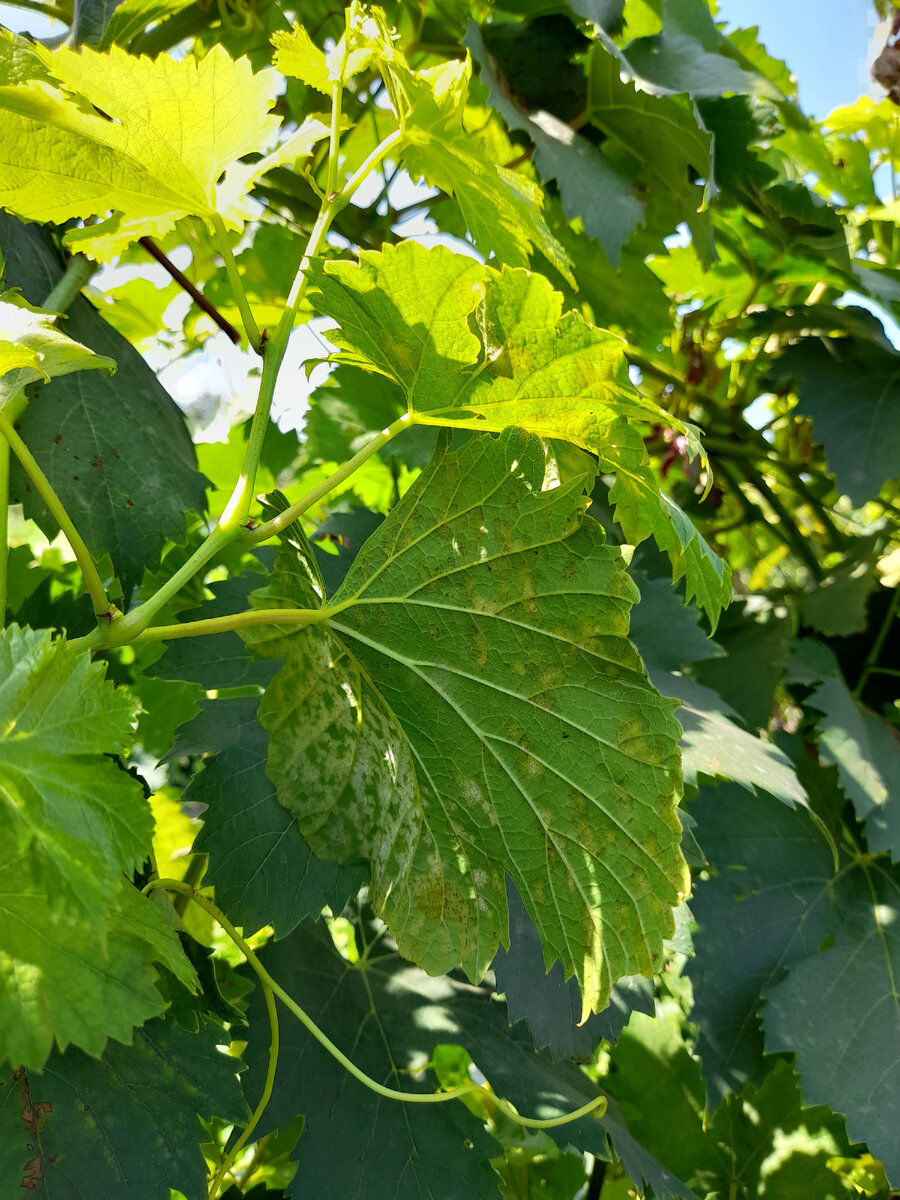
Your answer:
211,214 -> 262,351
0,408 -> 110,615
248,413 -> 414,544
127,606 -> 322,645
42,252 -> 97,314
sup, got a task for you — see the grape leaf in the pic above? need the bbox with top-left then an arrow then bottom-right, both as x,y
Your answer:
99,0 -> 195,49
0,43 -> 280,253
788,641 -> 900,859
252,429 -> 687,1018
0,213 -> 208,597
242,912 -> 687,1199
605,1016 -> 853,1199
240,917 -> 503,1199
587,43 -> 712,256
765,336 -> 900,505
0,625 -> 151,915
492,878 -> 655,1059
0,290 -> 115,406
686,785 -> 836,1105
0,1015 -> 246,1198
187,701 -> 366,938
464,23 -> 643,266
0,868 -> 196,1070
763,864 -> 900,1185
400,57 -> 572,279
693,604 -> 789,730
627,568 -> 724,672
310,240 -> 729,624
648,669 -> 806,807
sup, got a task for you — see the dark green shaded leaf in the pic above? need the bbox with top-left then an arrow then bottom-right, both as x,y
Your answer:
788,642 -> 900,859
466,23 -> 643,266
765,335 -> 900,506
492,879 -> 654,1059
0,1016 -> 246,1198
0,213 -> 207,597
240,918 -> 503,1199
764,864 -> 900,1185
628,569 -> 724,671
649,668 -> 806,806
686,785 -> 835,1104
693,604 -> 789,729
587,43 -> 712,256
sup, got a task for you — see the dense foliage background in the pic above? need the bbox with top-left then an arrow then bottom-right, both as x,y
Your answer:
1,0 -> 899,1196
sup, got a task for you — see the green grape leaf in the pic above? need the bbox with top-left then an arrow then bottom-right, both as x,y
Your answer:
99,0 -> 195,49
0,27 -> 52,86
0,290 -> 115,406
240,917 -> 504,1199
464,23 -> 643,266
0,213 -> 207,597
765,335 -> 900,505
0,867 -> 196,1069
627,568 -> 725,672
648,669 -> 806,807
0,625 -> 151,915
763,864 -> 900,1185
0,1015 -> 246,1196
619,0 -> 773,100
686,785 -> 836,1105
400,58 -> 573,280
605,1014 -> 852,1199
493,879 -> 655,1060
254,429 -> 687,1018
0,43 -> 280,252
609,474 -> 732,631
788,642 -> 900,859
242,912 -> 687,1199
187,700 -> 367,938
693,604 -> 790,730
586,44 -> 712,256
309,240 -> 728,623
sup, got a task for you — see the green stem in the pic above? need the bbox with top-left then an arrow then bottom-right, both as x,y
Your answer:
146,880 -> 607,1131
0,439 -> 9,625
78,122 -> 407,651
130,606 -> 321,645
0,409 -> 109,615
248,414 -> 413,544
853,587 -> 900,700
42,253 -> 96,313
211,214 -> 262,351
207,981 -> 279,1200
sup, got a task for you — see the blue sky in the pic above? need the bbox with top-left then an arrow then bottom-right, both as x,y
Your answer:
717,0 -> 881,118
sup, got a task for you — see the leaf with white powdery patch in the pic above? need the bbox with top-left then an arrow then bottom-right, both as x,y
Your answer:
252,430 -> 687,1018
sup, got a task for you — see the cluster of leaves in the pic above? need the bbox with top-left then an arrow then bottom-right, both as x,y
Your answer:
1,0 -> 899,1197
